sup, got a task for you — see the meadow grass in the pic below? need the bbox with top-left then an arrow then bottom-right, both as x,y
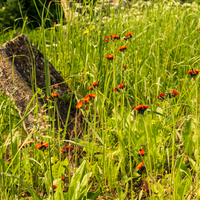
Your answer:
1,0 -> 200,199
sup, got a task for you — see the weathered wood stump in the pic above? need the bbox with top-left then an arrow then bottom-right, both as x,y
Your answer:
0,34 -> 82,163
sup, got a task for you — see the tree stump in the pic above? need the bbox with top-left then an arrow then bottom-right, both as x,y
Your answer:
0,34 -> 82,164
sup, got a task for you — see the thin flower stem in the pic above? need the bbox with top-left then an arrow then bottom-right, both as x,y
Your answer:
195,78 -> 199,200
142,114 -> 153,199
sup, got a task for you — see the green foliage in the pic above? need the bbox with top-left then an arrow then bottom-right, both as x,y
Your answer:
0,0 -> 63,31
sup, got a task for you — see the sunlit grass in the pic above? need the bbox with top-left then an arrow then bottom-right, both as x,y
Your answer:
1,0 -> 200,199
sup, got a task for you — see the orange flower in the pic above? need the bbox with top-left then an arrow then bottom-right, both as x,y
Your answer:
82,95 -> 90,103
135,104 -> 149,114
76,101 -> 83,109
105,54 -> 114,60
186,69 -> 200,78
89,94 -> 97,98
117,46 -> 127,52
61,177 -> 65,181
89,81 -> 99,90
50,85 -> 60,89
111,34 -> 117,40
136,162 -> 144,169
46,96 -> 51,99
115,35 -> 120,39
88,85 -> 93,90
105,35 -> 110,39
51,93 -> 59,98
172,90 -> 179,96
35,142 -> 48,150
103,40 -> 109,44
139,148 -> 145,156
119,83 -> 125,88
64,146 -> 70,149
114,86 -> 119,92
124,32 -> 133,40
114,83 -> 125,91
93,81 -> 99,87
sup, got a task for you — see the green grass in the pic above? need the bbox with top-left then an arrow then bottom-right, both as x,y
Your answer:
1,0 -> 200,199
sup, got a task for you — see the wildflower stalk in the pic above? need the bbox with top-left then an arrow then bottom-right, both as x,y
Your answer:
195,77 -> 199,199
142,114 -> 152,197
171,108 -> 176,198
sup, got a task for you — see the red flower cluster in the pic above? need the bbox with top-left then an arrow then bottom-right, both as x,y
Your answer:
186,68 -> 200,78
117,46 -> 127,52
88,81 -> 99,90
76,94 -> 97,109
157,92 -> 164,100
46,93 -> 59,100
35,142 -> 48,150
114,82 -> 125,92
110,34 -> 120,40
135,104 -> 149,114
61,146 -> 70,153
124,32 -> 132,40
105,54 -> 115,60
157,90 -> 179,100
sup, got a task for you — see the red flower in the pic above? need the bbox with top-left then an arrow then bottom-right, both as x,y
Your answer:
115,35 -> 120,39
61,177 -> 65,181
124,32 -> 133,40
172,90 -> 179,96
76,101 -> 83,109
157,92 -> 164,100
118,46 -> 127,52
35,142 -> 48,150
199,28 -> 200,31
93,81 -> 99,87
64,146 -> 70,149
136,162 -> 144,169
61,150 -> 65,153
123,65 -> 126,69
105,54 -> 114,60
46,96 -> 52,100
125,32 -> 133,37
135,104 -> 149,114
103,40 -> 109,43
186,69 -> 200,78
139,148 -> 145,156
111,34 -> 117,40
89,93 -> 97,98
88,81 -> 99,90
114,83 -> 125,91
114,86 -> 119,92
88,85 -> 93,90
50,185 -> 57,189
105,35 -> 110,39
